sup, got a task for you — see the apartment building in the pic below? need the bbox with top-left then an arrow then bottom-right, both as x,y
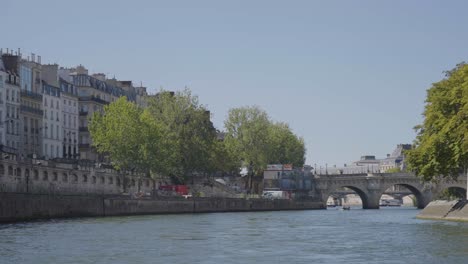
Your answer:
1,53 -> 22,155
0,61 -> 6,148
0,49 -> 150,162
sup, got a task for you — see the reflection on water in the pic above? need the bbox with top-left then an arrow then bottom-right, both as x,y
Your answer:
1,207 -> 467,264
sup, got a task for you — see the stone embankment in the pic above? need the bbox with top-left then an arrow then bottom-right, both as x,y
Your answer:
0,192 -> 324,223
417,200 -> 468,222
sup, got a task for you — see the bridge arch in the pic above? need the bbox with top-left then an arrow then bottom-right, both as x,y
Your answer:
379,183 -> 425,208
326,185 -> 371,209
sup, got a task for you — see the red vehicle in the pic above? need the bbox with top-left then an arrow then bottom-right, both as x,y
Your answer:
159,185 -> 189,195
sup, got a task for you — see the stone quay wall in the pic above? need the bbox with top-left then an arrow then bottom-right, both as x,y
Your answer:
0,159 -> 157,196
0,159 -> 324,223
417,200 -> 468,222
0,193 -> 325,223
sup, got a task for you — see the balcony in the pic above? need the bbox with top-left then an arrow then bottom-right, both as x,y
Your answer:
6,79 -> 20,87
79,96 -> 109,105
0,144 -> 18,154
20,105 -> 43,116
21,90 -> 43,101
79,110 -> 88,116
79,126 -> 88,132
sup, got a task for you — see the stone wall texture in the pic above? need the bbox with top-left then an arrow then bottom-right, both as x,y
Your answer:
0,193 -> 324,223
417,200 -> 468,222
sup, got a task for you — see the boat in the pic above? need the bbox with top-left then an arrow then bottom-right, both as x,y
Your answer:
379,199 -> 402,207
341,205 -> 350,210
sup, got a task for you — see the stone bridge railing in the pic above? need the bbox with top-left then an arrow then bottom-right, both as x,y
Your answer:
312,172 -> 467,209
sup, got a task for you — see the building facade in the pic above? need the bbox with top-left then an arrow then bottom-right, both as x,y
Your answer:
0,65 -> 6,148
42,81 -> 62,159
19,59 -> 43,158
0,49 -> 151,163
0,54 -> 22,155
59,78 -> 79,159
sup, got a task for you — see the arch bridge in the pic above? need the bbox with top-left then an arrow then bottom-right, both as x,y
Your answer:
313,173 -> 467,209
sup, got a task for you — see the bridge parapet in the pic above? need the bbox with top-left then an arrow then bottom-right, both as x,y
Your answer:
313,172 -> 467,209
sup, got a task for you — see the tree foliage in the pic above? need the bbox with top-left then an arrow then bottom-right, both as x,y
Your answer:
146,89 -> 218,179
406,63 -> 468,181
224,106 -> 306,176
88,97 -> 169,174
89,92 -> 305,183
268,122 -> 306,167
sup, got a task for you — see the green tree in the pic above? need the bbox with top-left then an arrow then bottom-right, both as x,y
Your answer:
224,106 -> 271,177
385,167 -> 402,173
89,97 -> 171,191
224,106 -> 307,177
146,89 -> 217,181
89,97 -> 145,172
406,63 -> 468,182
210,138 -> 241,175
268,122 -> 306,167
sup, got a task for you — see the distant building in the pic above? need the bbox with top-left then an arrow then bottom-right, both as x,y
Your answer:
42,81 -> 62,159
263,164 -> 313,191
59,78 -> 79,159
0,60 -> 6,149
323,144 -> 412,175
1,53 -> 22,155
380,144 -> 412,172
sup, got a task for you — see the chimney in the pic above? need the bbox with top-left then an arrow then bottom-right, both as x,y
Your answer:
31,53 -> 35,63
38,55 -> 41,64
18,48 -> 21,58
387,154 -> 390,158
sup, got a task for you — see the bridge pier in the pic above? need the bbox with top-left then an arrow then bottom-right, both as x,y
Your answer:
363,191 -> 380,209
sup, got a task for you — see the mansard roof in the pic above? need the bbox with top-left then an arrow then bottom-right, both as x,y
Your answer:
72,74 -> 136,101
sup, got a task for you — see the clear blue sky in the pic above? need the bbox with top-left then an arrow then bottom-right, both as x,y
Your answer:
4,0 -> 468,166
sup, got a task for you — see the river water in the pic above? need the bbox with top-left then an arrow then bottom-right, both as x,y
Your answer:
1,207 -> 467,264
